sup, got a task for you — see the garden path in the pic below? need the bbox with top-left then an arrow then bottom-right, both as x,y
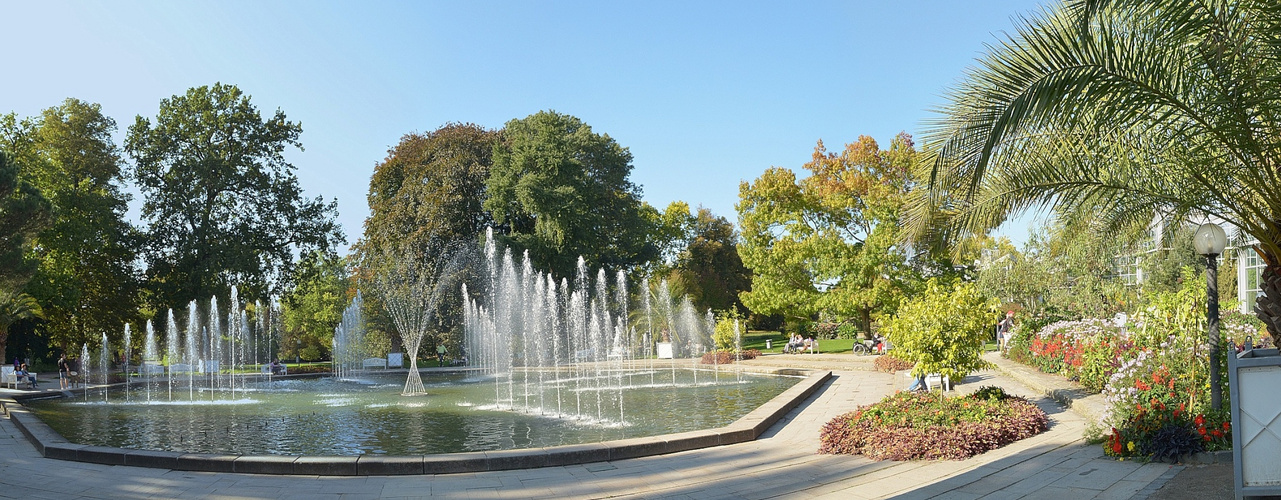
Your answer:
0,357 -> 1183,499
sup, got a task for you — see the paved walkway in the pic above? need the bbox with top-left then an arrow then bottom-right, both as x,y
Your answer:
0,355 -> 1184,499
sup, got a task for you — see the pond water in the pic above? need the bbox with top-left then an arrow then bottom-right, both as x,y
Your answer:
26,369 -> 799,456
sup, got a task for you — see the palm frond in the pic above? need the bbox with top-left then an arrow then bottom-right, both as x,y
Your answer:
913,0 -> 1281,260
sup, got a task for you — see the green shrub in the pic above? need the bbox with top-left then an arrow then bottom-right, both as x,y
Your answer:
836,322 -> 860,340
882,279 -> 996,382
814,322 -> 840,339
299,345 -> 324,362
713,313 -> 743,350
969,385 -> 1010,401
819,389 -> 1048,460
784,319 -> 813,337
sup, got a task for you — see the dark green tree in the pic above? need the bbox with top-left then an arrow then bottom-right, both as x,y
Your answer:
667,206 -> 751,314
484,111 -> 657,281
1,99 -> 141,354
358,123 -> 498,258
0,151 -> 51,361
126,83 -> 343,310
354,123 -> 499,352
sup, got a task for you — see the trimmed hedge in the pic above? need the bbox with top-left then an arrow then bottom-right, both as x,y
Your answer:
873,353 -> 913,373
819,387 -> 1048,460
700,349 -> 762,364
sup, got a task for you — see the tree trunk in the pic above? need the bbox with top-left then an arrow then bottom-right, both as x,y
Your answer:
859,308 -> 873,340
1257,260 -> 1281,344
0,325 -> 7,365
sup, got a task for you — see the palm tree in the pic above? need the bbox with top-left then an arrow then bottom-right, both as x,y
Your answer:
910,0 -> 1281,339
0,292 -> 43,363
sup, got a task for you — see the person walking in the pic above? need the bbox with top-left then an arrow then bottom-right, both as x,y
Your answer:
436,344 -> 447,366
997,311 -> 1015,352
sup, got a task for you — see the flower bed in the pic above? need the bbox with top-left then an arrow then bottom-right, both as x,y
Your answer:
819,387 -> 1048,460
699,349 -> 761,364
1101,335 -> 1232,460
1007,310 -> 1260,459
1007,318 -> 1133,392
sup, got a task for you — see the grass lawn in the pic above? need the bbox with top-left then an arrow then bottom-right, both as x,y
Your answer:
742,330 -> 863,354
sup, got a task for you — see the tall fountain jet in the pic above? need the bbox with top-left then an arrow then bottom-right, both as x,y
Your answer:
463,228 -> 718,424
378,245 -> 471,396
332,290 -> 365,380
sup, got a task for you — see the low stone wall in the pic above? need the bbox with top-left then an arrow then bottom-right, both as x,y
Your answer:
0,369 -> 830,476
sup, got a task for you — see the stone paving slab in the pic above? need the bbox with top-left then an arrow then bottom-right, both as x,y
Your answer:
0,357 -> 1191,499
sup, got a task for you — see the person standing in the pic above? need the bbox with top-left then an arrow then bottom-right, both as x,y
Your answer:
436,344 -> 447,366
997,311 -> 1015,352
57,353 -> 71,390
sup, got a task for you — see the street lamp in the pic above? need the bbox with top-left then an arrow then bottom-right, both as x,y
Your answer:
1194,222 -> 1228,410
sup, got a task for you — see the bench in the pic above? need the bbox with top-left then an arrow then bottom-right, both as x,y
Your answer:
3,366 -> 38,390
260,363 -> 287,375
2,366 -> 17,389
905,371 -> 952,392
169,363 -> 195,374
138,363 -> 166,376
362,358 -> 387,369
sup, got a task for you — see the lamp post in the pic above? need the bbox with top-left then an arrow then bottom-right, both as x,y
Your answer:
1194,222 -> 1228,410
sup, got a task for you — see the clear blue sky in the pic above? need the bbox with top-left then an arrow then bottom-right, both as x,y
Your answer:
3,0 -> 1050,251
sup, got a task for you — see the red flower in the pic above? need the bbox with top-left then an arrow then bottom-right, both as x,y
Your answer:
1212,430 -> 1223,438
1223,422 -> 1231,431
1198,427 -> 1207,435
1194,414 -> 1205,426
1135,380 -> 1150,391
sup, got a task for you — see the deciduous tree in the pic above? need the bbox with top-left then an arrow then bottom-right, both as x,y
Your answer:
354,123 -> 499,351
280,251 -> 349,361
127,83 -> 343,310
737,134 -> 917,335
882,279 -> 996,383
667,206 -> 751,314
2,99 -> 141,353
485,111 -> 657,281
0,151 -> 50,361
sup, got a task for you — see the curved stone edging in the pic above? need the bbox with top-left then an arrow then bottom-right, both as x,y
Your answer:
0,369 -> 830,476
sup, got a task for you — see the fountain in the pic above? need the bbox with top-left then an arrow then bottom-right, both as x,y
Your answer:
332,290 -> 365,380
460,229 -> 734,426
21,229 -> 802,460
376,244 -> 472,396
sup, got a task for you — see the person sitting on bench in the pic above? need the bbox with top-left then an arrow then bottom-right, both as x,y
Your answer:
16,363 -> 37,389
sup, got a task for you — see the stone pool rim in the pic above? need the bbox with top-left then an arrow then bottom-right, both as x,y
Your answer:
0,368 -> 830,476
